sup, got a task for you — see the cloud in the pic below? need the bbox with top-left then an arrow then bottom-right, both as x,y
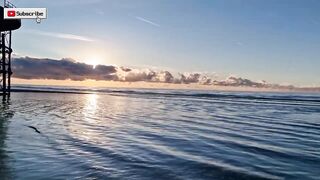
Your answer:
12,56 -> 314,91
12,57 -> 117,81
135,16 -> 160,27
212,76 -> 265,87
24,30 -> 96,42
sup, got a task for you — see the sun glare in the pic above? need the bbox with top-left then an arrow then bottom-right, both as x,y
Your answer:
92,61 -> 98,69
88,57 -> 101,69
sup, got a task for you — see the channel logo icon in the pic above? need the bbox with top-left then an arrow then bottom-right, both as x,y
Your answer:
7,10 -> 16,17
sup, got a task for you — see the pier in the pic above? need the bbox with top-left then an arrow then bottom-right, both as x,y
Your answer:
0,1 -> 21,100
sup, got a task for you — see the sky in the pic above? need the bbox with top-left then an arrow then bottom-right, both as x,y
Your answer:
7,0 -> 320,87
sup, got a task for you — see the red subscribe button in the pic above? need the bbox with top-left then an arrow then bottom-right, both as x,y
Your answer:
7,10 -> 16,17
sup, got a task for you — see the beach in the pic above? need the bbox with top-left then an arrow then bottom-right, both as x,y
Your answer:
0,87 -> 319,179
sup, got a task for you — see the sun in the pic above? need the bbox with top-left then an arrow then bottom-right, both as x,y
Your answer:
81,49 -> 107,69
88,56 -> 101,69
92,60 -> 98,69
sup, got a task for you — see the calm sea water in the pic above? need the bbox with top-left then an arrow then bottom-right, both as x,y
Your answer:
0,87 -> 319,180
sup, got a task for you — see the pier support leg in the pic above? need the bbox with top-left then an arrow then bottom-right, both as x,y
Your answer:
1,33 -> 6,101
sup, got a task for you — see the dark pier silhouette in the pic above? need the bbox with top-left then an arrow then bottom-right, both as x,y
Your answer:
0,1 -> 21,100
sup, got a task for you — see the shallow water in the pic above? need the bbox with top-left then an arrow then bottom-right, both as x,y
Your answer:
0,88 -> 320,179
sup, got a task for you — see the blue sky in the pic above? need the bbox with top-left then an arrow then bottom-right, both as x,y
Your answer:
10,0 -> 320,86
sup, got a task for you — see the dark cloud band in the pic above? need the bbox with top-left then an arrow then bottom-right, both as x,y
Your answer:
12,57 -> 117,81
12,56 -> 304,90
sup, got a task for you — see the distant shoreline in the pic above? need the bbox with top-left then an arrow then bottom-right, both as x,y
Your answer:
11,89 -> 91,94
11,83 -> 320,94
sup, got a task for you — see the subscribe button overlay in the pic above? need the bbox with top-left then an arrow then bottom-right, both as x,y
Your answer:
4,8 -> 47,19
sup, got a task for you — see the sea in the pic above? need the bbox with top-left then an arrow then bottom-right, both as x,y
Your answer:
0,85 -> 319,180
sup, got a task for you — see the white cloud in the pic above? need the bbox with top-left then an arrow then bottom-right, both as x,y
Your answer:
135,16 -> 160,27
24,29 -> 96,42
